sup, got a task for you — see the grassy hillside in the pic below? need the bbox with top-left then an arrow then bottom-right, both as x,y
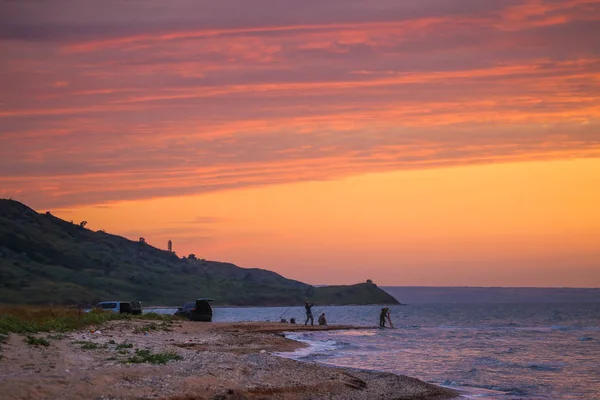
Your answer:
0,199 -> 399,306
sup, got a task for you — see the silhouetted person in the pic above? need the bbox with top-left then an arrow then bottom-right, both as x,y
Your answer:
380,307 -> 388,327
318,313 -> 327,326
305,302 -> 314,326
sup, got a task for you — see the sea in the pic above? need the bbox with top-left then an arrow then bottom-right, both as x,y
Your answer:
148,287 -> 600,399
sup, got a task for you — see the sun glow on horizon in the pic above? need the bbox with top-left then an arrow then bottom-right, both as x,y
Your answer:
50,158 -> 600,288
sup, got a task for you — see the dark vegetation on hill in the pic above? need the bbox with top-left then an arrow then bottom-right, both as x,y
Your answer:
309,283 -> 400,305
0,199 -> 399,306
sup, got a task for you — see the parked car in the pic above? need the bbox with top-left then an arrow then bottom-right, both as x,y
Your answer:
95,301 -> 143,315
188,298 -> 214,322
174,301 -> 196,318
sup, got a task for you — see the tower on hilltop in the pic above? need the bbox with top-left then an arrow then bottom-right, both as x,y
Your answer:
168,240 -> 172,252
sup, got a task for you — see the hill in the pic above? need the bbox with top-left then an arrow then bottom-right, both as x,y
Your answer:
310,283 -> 399,305
0,199 -> 399,306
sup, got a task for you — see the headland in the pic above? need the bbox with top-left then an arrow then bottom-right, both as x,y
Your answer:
0,199 -> 398,307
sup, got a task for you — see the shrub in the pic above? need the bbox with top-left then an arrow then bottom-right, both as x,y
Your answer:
25,335 -> 50,346
73,340 -> 102,350
48,334 -> 66,340
126,349 -> 182,364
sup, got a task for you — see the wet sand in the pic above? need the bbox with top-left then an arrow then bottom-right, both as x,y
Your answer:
0,320 -> 458,399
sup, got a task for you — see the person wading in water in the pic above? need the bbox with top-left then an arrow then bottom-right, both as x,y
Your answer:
380,307 -> 388,328
305,301 -> 314,326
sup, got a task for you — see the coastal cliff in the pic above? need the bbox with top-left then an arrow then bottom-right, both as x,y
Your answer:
0,199 -> 399,306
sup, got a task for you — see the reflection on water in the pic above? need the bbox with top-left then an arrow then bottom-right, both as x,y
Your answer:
148,303 -> 600,399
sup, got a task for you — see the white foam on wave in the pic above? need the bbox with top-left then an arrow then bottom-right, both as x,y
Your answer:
274,332 -> 341,360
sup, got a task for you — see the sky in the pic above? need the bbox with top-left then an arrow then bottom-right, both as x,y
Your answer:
1,0 -> 599,287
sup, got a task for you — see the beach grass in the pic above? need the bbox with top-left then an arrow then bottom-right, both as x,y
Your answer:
133,321 -> 173,334
0,305 -> 174,335
25,335 -> 51,347
0,333 -> 7,359
73,340 -> 103,350
126,348 -> 182,365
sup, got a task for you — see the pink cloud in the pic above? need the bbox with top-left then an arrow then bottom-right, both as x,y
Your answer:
0,0 -> 599,208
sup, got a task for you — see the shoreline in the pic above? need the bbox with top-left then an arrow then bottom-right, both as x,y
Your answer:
0,320 -> 458,399
144,304 -> 402,309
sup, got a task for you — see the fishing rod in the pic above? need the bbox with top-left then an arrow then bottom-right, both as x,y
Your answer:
277,303 -> 314,321
278,306 -> 293,320
312,306 -> 327,316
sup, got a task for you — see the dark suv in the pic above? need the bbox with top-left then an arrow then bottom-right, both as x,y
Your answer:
188,298 -> 214,322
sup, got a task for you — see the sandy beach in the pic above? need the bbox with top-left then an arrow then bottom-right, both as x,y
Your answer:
0,320 -> 458,399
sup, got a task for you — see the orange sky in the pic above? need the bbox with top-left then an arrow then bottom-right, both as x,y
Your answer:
51,158 -> 600,287
1,0 -> 600,286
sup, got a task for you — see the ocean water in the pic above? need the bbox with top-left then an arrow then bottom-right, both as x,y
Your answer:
148,301 -> 600,399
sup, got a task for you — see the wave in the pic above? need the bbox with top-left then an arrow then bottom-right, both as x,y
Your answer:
473,357 -> 502,366
279,333 -> 348,360
548,325 -> 590,332
297,352 -> 338,361
461,383 -> 530,397
440,381 -> 523,398
551,325 -> 570,331
441,379 -> 460,387
398,325 -> 421,329
528,364 -> 562,372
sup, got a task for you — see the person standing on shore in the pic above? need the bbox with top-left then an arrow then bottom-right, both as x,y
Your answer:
305,302 -> 314,326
